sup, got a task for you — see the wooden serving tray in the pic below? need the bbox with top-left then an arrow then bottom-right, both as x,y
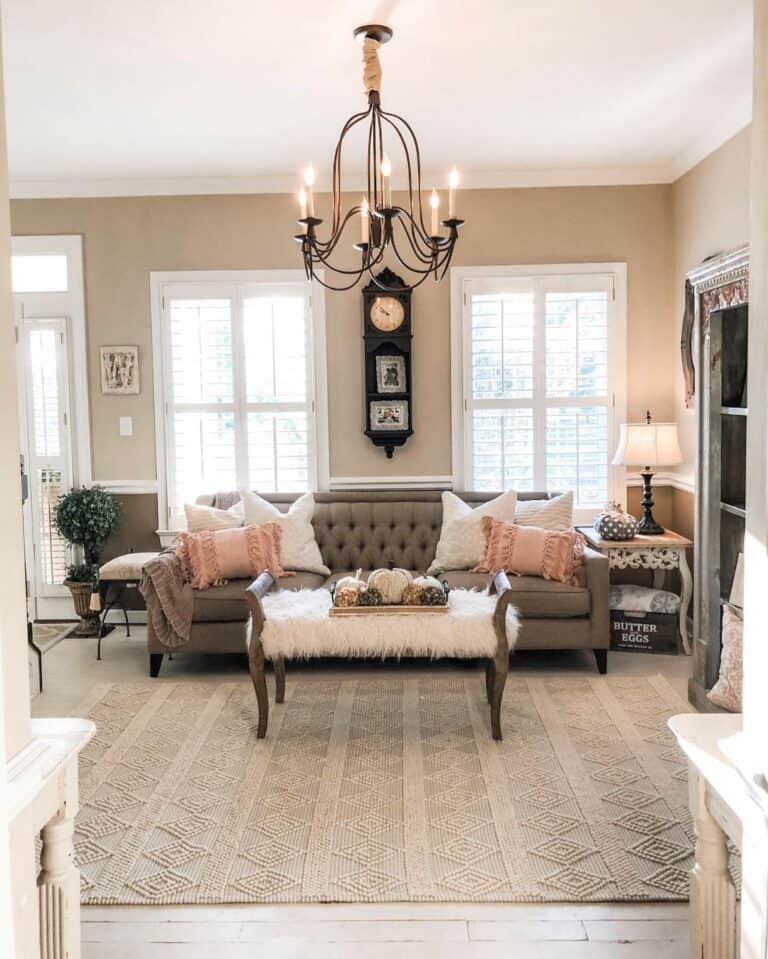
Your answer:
330,604 -> 448,617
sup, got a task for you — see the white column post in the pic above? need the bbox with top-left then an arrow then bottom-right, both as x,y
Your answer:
36,761 -> 82,959
688,768 -> 737,959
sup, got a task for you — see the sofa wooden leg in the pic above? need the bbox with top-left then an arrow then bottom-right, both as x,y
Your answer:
594,649 -> 608,675
274,657 -> 286,704
249,637 -> 269,738
149,653 -> 163,677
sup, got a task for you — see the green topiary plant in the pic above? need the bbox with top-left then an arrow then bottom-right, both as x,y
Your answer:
54,486 -> 121,571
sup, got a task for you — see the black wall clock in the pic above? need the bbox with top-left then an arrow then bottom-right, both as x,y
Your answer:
362,268 -> 413,458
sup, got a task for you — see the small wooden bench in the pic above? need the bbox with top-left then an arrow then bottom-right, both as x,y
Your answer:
245,571 -> 518,741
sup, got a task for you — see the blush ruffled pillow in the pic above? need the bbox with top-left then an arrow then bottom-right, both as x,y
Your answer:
177,523 -> 285,590
474,516 -> 586,585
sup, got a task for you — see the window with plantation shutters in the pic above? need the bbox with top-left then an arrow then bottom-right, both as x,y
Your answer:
454,267 -> 626,520
157,275 -> 324,525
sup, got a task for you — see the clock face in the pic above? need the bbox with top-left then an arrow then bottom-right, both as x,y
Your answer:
369,295 -> 405,333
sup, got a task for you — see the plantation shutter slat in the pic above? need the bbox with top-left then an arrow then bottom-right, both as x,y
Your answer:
467,276 -> 614,508
165,285 -> 313,521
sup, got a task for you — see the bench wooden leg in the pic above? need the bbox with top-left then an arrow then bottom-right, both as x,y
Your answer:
248,635 -> 269,738
489,651 -> 508,741
274,657 -> 286,704
149,653 -> 163,677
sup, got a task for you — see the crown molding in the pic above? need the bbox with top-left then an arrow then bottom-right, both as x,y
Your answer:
9,164 -> 679,200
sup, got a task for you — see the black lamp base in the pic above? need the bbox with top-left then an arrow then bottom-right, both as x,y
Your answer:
637,470 -> 665,535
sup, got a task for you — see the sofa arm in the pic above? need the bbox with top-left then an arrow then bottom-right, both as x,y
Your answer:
245,570 -> 276,639
584,546 -> 610,648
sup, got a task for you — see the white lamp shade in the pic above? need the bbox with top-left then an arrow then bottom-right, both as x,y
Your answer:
612,421 -> 683,468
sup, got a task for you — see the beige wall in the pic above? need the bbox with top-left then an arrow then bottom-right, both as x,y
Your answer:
10,184 -> 676,489
671,126 -> 752,479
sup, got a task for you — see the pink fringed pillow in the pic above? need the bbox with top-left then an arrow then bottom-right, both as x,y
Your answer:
474,516 -> 585,585
177,523 -> 285,590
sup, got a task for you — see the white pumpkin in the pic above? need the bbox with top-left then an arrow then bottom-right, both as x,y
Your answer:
367,567 -> 413,605
335,568 -> 366,591
411,575 -> 443,592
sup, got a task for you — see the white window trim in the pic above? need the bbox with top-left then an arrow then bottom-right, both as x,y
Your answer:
450,263 -> 627,522
150,269 -> 329,527
12,235 -> 91,487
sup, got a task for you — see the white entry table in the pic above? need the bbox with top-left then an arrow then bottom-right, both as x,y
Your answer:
669,713 -> 768,959
577,527 -> 693,655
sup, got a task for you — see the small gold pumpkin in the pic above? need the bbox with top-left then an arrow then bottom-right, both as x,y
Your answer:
367,567 -> 413,605
334,585 -> 360,607
402,582 -> 425,605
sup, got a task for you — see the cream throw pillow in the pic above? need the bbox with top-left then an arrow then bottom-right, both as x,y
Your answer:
240,490 -> 330,576
514,491 -> 574,530
184,501 -> 244,533
707,604 -> 743,712
428,490 -> 518,574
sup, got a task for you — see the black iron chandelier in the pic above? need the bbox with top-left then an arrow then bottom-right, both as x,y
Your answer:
295,24 -> 464,292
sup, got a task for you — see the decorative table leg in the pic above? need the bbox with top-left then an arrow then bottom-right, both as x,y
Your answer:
37,808 -> 81,959
274,656 -> 286,704
248,634 -> 269,738
688,769 -> 737,959
678,548 -> 693,655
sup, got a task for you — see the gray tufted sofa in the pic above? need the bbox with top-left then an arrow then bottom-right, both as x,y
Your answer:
146,490 -> 610,676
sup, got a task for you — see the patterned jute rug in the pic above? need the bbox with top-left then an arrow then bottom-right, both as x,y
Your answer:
74,673 -> 694,904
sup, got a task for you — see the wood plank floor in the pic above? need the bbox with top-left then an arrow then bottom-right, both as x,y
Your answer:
34,626 -> 693,955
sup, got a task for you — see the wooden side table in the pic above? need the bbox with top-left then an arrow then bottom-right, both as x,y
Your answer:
577,527 -> 693,655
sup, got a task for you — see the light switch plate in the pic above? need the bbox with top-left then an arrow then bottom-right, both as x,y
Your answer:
119,416 -> 133,437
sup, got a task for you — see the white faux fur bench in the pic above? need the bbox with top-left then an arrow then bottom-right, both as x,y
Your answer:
245,571 -> 520,741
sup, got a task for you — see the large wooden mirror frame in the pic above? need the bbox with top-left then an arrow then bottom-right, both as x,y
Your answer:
683,246 -> 750,409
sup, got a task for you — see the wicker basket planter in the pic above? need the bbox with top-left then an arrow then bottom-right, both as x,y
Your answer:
65,581 -> 101,636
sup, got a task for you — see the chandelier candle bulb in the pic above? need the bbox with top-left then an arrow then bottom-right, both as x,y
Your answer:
449,167 -> 459,217
430,189 -> 440,236
303,163 -> 316,217
360,196 -> 370,244
298,187 -> 308,224
381,153 -> 392,208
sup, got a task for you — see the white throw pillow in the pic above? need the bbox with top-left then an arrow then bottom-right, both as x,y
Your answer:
514,491 -> 574,530
240,490 -> 330,576
184,501 -> 244,533
428,490 -> 518,574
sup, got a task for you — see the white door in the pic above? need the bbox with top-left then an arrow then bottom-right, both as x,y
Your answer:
12,236 -> 89,620
17,319 -> 73,613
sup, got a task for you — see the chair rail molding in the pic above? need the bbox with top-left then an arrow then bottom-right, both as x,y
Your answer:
93,479 -> 159,494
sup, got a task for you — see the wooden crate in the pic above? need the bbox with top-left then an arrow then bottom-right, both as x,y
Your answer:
610,609 -> 679,654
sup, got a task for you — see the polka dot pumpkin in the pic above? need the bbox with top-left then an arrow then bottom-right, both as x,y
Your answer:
594,503 -> 639,541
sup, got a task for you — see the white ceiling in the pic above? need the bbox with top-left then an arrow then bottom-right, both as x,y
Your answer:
2,0 -> 753,197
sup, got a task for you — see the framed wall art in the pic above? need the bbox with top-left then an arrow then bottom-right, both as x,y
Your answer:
369,399 -> 409,432
100,345 -> 140,394
375,354 -> 406,393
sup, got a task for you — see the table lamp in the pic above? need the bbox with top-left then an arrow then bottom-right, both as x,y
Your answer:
612,411 -> 683,535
